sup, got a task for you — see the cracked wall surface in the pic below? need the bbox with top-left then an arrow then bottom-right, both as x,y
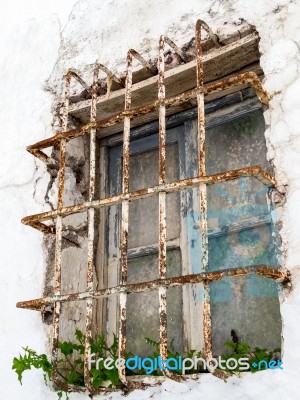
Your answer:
1,0 -> 300,399
0,1 -> 79,399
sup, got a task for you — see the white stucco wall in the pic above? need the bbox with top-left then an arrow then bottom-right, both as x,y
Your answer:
1,1 -> 300,399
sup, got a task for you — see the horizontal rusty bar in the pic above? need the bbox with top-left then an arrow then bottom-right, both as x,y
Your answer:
206,71 -> 269,106
16,265 -> 290,311
26,71 -> 268,155
21,166 -> 275,232
56,375 -> 147,394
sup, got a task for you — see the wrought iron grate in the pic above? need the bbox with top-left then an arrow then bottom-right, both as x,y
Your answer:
17,20 -> 290,394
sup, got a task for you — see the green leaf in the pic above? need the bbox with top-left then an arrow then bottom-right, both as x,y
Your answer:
92,377 -> 104,389
12,347 -> 52,384
58,341 -> 75,356
12,356 -> 31,383
105,368 -> 119,386
75,329 -> 85,345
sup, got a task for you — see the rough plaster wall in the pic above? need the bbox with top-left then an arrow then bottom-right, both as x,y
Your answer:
1,0 -> 300,399
0,1 -> 78,399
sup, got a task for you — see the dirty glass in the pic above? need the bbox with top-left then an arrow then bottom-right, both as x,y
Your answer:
107,130 -> 183,356
206,110 -> 281,354
103,108 -> 281,359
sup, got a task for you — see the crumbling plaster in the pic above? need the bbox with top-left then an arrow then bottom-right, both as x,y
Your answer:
1,0 -> 300,399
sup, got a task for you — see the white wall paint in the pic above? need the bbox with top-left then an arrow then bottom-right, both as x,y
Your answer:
0,2 -> 78,400
1,1 -> 300,399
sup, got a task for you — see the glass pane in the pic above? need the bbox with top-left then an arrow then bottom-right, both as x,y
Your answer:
210,276 -> 281,355
127,250 -> 183,357
126,290 -> 159,357
126,287 -> 183,358
206,109 -> 271,174
128,142 -> 180,248
167,286 -> 184,354
204,109 -> 281,355
207,178 -> 278,271
128,253 -> 159,284
128,249 -> 181,284
95,204 -> 121,290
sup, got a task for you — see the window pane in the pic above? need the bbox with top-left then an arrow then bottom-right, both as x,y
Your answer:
128,141 -> 180,248
206,109 -> 271,174
126,250 -> 183,357
210,276 -> 281,355
207,178 -> 278,271
204,109 -> 281,355
127,254 -> 183,358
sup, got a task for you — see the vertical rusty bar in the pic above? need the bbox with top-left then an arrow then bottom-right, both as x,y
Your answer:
118,50 -> 132,384
84,66 -> 99,390
195,20 -> 212,360
52,72 -> 71,382
158,35 -> 168,368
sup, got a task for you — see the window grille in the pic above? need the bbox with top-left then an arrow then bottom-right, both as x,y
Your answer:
17,20 -> 290,394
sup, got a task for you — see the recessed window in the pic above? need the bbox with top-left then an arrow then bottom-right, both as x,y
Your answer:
18,20 -> 290,394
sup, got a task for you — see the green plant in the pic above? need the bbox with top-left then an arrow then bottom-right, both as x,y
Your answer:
222,339 -> 281,374
13,330 -> 282,398
12,346 -> 52,384
13,329 -> 122,399
144,337 -> 205,374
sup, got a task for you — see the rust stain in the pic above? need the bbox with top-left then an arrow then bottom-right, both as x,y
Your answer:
26,71 -> 269,155
205,71 -> 270,106
118,293 -> 127,385
195,19 -> 212,360
17,265 -> 290,310
83,66 -> 101,391
157,37 -> 169,378
22,166 -> 276,233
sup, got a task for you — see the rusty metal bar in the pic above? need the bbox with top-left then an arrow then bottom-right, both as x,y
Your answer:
68,69 -> 92,94
205,72 -> 269,105
17,265 -> 290,311
27,148 -> 57,167
130,49 -> 157,75
51,71 -> 71,384
158,35 -> 169,373
197,19 -> 221,48
164,36 -> 189,63
22,166 -> 276,233
83,66 -> 100,391
50,70 -> 96,389
97,63 -> 124,86
26,71 -> 269,156
196,19 -> 212,360
27,221 -> 55,234
118,49 -> 133,385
